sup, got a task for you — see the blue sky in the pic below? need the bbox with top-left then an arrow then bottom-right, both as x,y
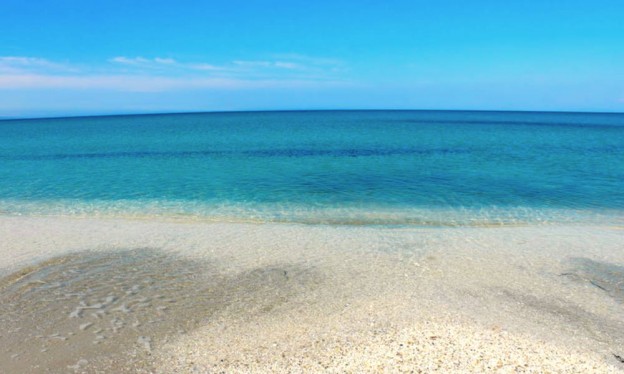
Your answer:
1,0 -> 623,117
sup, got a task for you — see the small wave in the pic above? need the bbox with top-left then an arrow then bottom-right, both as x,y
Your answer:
1,199 -> 621,227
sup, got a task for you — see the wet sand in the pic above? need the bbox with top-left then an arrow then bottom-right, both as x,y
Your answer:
1,216 -> 623,372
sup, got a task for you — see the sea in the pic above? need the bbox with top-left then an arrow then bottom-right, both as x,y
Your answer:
1,110 -> 623,226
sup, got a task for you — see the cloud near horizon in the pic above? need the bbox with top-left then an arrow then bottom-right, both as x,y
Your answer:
0,54 -> 350,92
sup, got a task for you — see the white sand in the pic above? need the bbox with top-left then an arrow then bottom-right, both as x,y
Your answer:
1,216 -> 623,372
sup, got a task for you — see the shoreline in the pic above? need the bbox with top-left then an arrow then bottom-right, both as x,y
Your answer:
1,215 -> 623,372
2,200 -> 623,229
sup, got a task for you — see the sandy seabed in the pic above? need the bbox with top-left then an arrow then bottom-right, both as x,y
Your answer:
0,216 -> 623,373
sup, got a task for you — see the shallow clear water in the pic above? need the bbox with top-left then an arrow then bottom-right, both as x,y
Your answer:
1,110 -> 623,225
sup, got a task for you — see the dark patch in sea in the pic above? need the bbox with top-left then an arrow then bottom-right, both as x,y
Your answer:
0,147 -> 472,161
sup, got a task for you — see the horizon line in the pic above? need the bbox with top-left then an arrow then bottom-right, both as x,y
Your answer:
1,108 -> 624,122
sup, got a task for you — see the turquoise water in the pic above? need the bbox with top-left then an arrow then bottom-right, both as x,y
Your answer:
0,110 -> 623,225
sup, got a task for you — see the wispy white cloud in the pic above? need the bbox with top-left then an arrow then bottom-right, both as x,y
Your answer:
0,56 -> 75,74
110,55 -> 346,74
233,60 -> 306,70
274,61 -> 302,69
0,74 -> 349,92
232,60 -> 272,68
233,54 -> 345,73
111,56 -> 235,72
109,56 -> 177,66
187,63 -> 225,71
109,56 -> 147,65
154,57 -> 176,65
0,54 -> 350,92
0,56 -> 52,66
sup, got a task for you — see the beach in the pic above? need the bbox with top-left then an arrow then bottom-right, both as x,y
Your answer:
1,216 -> 623,372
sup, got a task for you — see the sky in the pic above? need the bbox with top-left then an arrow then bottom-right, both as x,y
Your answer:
1,0 -> 623,118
